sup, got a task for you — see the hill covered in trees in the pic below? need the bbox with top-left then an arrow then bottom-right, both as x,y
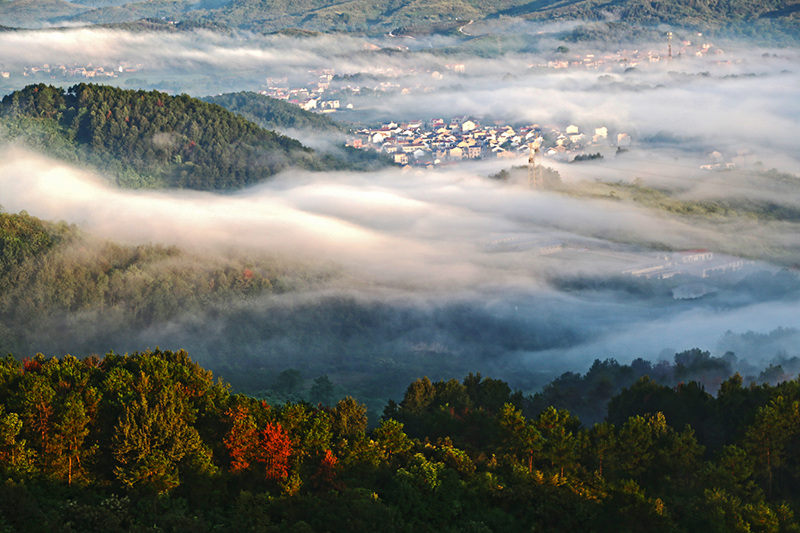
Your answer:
0,0 -> 797,40
0,208 -> 335,362
0,83 -> 357,190
203,91 -> 348,134
2,348 -> 800,531
4,211 -> 800,531
203,91 -> 391,171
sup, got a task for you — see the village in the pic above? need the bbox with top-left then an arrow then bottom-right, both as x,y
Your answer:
0,61 -> 143,80
253,38 -> 735,167
2,38 -> 742,171
257,37 -> 726,115
347,117 -> 631,167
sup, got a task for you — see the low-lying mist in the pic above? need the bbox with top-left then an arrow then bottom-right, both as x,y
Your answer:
2,24 -> 800,398
2,147 -> 800,398
1,27 -> 798,171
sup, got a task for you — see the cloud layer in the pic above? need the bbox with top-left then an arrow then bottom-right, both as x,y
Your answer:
2,146 -> 800,389
1,26 -> 800,389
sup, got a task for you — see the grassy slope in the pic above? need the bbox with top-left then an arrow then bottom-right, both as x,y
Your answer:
550,172 -> 800,264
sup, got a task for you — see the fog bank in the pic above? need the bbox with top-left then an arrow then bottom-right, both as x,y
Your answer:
2,148 -> 800,390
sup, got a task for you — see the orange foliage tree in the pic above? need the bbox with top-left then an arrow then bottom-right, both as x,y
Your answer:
223,405 -> 258,473
260,422 -> 292,481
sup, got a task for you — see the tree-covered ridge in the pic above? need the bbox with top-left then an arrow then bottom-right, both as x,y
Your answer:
0,0 -> 86,29
203,91 -> 392,171
525,0 -> 800,33
202,91 -> 349,134
0,209 -> 331,357
159,0 -> 800,37
0,83 -> 349,190
3,350 -> 800,531
1,0 -> 798,39
0,209 -> 56,273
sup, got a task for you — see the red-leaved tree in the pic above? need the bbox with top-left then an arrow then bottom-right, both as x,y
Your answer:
260,422 -> 292,481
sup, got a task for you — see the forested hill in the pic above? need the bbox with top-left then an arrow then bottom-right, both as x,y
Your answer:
3,348 -> 800,531
0,208 -> 331,359
203,91 -> 391,171
1,0 -> 798,38
527,0 -> 800,40
0,83 -> 351,190
203,91 -> 348,134
202,0 -> 799,34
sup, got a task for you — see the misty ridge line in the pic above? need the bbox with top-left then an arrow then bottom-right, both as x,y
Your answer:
0,85 -> 796,282
1,137 -> 792,276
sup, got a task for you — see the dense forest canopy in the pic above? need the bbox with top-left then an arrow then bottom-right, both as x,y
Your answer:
2,348 -> 800,531
2,186 -> 800,532
202,91 -> 349,135
202,91 -> 391,171
0,83 -> 355,190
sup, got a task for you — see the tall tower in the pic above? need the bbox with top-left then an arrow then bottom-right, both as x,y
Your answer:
528,139 -> 543,190
667,31 -> 673,61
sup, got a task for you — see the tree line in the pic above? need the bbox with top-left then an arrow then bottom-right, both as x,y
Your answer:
202,92 -> 349,135
1,347 -> 800,531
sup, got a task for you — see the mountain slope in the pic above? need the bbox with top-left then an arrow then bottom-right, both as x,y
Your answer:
185,0 -> 800,35
0,0 -> 88,27
514,0 -> 799,25
0,209 -> 320,365
202,91 -> 392,170
0,0 -> 797,37
0,83 -> 352,189
203,91 -> 349,134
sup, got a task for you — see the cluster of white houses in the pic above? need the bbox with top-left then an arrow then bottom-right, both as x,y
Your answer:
624,249 -> 747,280
261,70 -> 350,112
15,63 -> 141,80
544,40 -> 724,71
348,117 -> 632,167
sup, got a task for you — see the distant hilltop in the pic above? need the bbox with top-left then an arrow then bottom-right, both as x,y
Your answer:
0,0 -> 798,41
